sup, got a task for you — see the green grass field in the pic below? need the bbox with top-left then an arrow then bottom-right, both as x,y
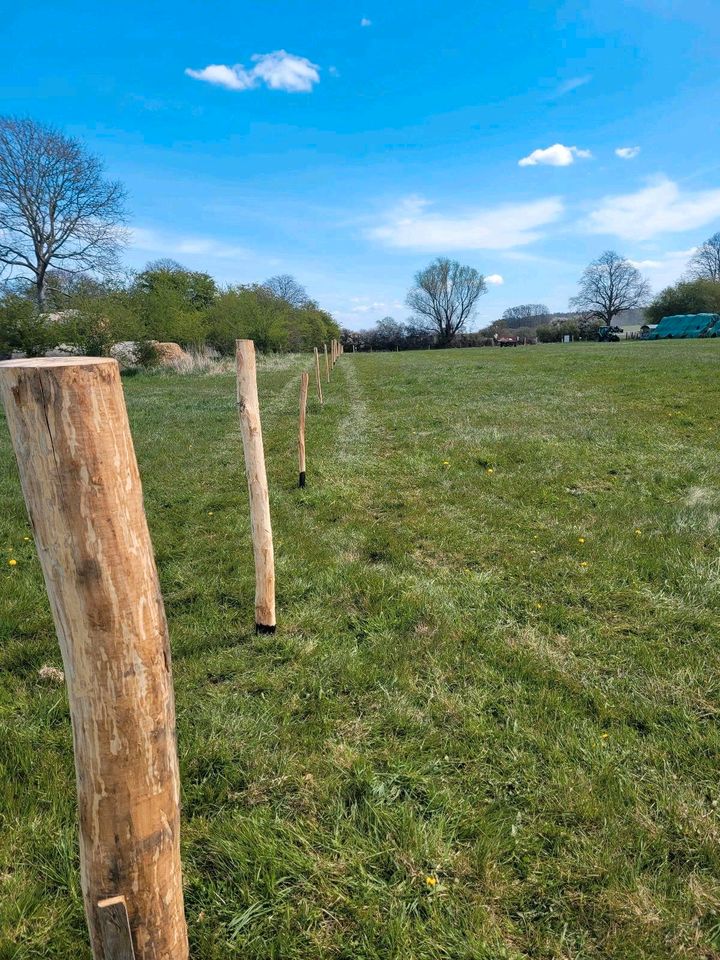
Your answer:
1,341 -> 719,959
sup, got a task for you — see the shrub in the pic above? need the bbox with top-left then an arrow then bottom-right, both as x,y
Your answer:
0,296 -> 59,357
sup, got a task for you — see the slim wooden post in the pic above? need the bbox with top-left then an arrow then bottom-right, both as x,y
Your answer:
314,348 -> 323,405
0,358 -> 187,960
298,371 -> 308,488
324,343 -> 330,382
235,340 -> 276,633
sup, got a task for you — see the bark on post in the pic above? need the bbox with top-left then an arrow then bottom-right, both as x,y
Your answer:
0,357 -> 188,960
298,371 -> 308,488
235,340 -> 276,633
324,343 -> 330,382
98,897 -> 135,960
313,348 -> 323,405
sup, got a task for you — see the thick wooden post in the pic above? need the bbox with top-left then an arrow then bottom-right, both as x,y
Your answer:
324,343 -> 330,382
0,358 -> 187,960
313,348 -> 323,405
298,371 -> 308,488
235,340 -> 276,633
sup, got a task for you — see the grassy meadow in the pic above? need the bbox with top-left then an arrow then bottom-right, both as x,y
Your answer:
1,340 -> 719,959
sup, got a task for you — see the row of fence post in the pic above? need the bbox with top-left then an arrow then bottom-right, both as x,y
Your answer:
0,336 -> 345,959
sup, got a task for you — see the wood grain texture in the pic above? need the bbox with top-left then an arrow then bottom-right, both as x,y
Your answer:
97,897 -> 135,960
324,343 -> 330,382
235,340 -> 276,631
0,357 -> 188,960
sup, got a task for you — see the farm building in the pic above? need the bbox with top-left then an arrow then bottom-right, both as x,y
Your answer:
649,313 -> 720,339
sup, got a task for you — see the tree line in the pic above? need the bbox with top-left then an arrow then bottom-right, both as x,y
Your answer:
3,114 -> 720,360
356,236 -> 720,349
0,116 -> 338,361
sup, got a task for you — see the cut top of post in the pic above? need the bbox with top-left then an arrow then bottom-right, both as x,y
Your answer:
0,356 -> 117,370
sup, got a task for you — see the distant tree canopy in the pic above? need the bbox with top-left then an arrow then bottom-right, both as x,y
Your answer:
406,257 -> 487,345
0,265 -> 339,359
686,232 -> 720,282
0,116 -> 127,308
263,274 -> 310,309
136,260 -> 218,310
500,303 -> 550,328
570,251 -> 650,325
645,277 -> 720,325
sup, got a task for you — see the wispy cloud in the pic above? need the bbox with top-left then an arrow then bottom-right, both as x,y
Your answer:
185,51 -> 320,93
129,227 -> 254,261
519,144 -> 592,167
360,17 -> 372,26
628,248 -> 695,287
555,75 -> 592,97
369,195 -> 564,250
615,146 -> 641,160
587,177 -> 720,241
485,274 -> 504,285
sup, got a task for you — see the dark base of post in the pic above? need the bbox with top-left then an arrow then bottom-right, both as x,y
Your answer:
256,622 -> 277,635
298,471 -> 306,488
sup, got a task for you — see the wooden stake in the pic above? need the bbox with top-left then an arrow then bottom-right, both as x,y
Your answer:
298,371 -> 308,488
314,348 -> 323,405
324,343 -> 330,382
235,340 -> 276,633
98,897 -> 136,960
0,358 -> 187,960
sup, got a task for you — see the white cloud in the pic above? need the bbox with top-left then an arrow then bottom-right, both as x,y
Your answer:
360,17 -> 372,26
185,64 -> 254,91
485,274 -> 504,285
519,143 -> 592,167
369,195 -> 564,250
185,51 -> 320,93
615,146 -> 641,159
587,177 -> 720,241
628,248 -> 696,287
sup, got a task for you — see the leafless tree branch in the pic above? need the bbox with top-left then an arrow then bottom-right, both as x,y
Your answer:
0,116 -> 128,307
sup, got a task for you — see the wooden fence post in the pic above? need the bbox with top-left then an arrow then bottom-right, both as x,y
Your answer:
298,371 -> 308,488
235,340 -> 276,633
324,343 -> 330,382
0,357 -> 188,960
314,348 -> 323,405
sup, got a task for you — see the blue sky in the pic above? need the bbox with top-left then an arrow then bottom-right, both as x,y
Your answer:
3,0 -> 720,328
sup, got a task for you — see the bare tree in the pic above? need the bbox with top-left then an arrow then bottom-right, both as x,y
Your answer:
406,257 -> 487,345
570,250 -> 650,326
264,274 -> 309,309
0,117 -> 127,308
687,232 -> 720,282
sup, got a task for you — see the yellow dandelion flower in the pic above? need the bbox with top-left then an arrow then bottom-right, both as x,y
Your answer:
536,602 -> 543,609
442,460 -> 450,465
578,537 -> 585,544
601,732 -> 609,739
634,528 -> 641,536
425,875 -> 437,886
580,561 -> 588,568
23,536 -> 30,542
8,558 -> 17,567
486,468 -> 494,474
208,511 -> 214,516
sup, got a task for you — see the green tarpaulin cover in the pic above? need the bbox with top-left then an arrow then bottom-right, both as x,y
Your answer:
649,313 -> 720,339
